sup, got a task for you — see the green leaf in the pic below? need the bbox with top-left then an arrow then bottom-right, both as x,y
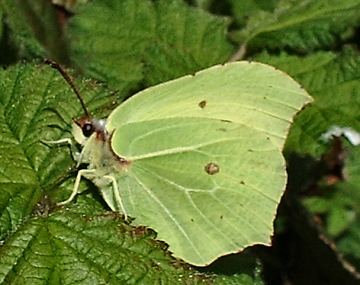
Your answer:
0,63 -> 114,240
256,49 -> 360,157
337,222 -> 360,269
236,0 -> 360,51
1,0 -> 70,62
142,0 -> 234,85
76,62 -> 311,266
1,0 -> 45,59
68,0 -> 155,91
0,204 -> 207,284
228,0 -> 276,24
68,0 -> 234,90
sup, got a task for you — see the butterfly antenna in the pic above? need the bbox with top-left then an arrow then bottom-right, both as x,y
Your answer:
45,59 -> 90,117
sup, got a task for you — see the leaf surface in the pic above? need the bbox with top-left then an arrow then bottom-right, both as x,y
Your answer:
0,202 -> 207,284
68,0 -> 233,89
142,0 -> 234,85
0,0 -> 69,62
228,0 -> 276,24
236,0 -> 360,51
0,62 -> 117,237
68,0 -> 155,91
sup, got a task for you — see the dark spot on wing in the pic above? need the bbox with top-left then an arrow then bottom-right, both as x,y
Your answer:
198,100 -> 207,109
220,119 -> 232,123
204,162 -> 220,175
191,218 -> 194,222
248,149 -> 253,152
220,215 -> 223,220
217,128 -> 227,132
240,180 -> 245,185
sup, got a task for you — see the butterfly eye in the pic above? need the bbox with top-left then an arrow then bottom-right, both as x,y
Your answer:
82,123 -> 94,137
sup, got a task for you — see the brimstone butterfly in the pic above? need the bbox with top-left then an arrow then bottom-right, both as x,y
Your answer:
47,60 -> 312,266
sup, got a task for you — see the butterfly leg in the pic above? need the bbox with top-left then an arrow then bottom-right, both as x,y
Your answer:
42,138 -> 81,162
57,169 -> 96,206
42,138 -> 72,145
103,175 -> 128,221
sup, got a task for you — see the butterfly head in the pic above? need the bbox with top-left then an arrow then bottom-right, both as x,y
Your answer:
72,116 -> 107,145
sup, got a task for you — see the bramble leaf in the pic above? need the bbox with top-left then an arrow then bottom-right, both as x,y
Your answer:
236,0 -> 360,52
68,0 -> 155,91
228,0 -> 276,24
68,0 -> 233,89
0,202 -> 208,284
0,0 -> 70,62
142,0 -> 234,85
0,63 -> 113,240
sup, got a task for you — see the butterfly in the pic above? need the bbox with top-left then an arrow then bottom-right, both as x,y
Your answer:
46,60 -> 311,266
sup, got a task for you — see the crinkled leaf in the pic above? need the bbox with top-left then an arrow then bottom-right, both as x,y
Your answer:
0,201 -> 207,284
228,0 -> 276,24
68,0 -> 234,89
256,49 -> 360,157
1,0 -> 45,59
142,0 -> 234,85
17,0 -> 70,63
0,0 -> 69,62
0,63 -> 115,240
68,0 -> 155,91
236,0 -> 360,51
